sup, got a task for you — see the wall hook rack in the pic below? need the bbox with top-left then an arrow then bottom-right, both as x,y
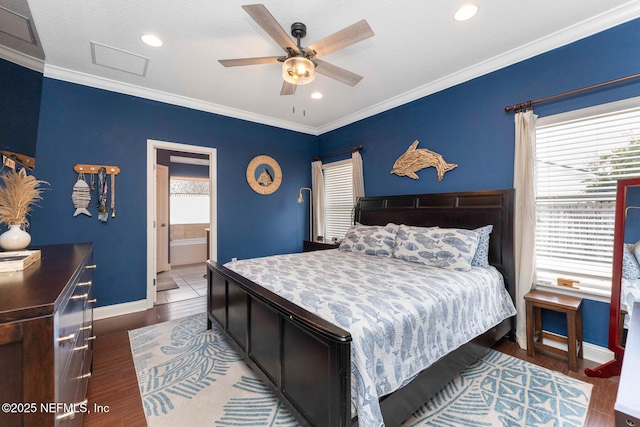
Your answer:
74,164 -> 120,175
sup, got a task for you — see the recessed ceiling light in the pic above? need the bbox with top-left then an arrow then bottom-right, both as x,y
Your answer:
454,4 -> 478,22
311,92 -> 323,99
141,34 -> 163,47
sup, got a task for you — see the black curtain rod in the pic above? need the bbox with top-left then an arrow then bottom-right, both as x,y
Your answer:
504,73 -> 640,113
313,145 -> 363,162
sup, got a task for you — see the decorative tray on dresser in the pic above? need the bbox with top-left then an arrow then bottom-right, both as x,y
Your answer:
0,243 -> 95,427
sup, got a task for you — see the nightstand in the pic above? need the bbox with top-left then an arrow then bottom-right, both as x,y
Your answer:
524,289 -> 583,371
303,240 -> 340,252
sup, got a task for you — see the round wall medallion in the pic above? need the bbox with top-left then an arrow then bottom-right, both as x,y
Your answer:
246,155 -> 282,195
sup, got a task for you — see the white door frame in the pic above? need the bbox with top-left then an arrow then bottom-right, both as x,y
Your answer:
146,139 -> 217,309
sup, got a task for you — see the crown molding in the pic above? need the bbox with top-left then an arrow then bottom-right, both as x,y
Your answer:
43,64 -> 319,136
317,1 -> 640,134
41,2 -> 640,136
0,44 -> 44,72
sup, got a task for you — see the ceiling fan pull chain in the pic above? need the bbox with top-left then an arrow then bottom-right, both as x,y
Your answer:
302,83 -> 306,116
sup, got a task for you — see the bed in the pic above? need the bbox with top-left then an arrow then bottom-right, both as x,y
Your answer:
207,189 -> 516,426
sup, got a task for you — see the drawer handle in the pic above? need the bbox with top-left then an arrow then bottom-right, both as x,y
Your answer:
55,399 -> 87,420
80,324 -> 93,331
77,281 -> 92,287
56,411 -> 75,421
88,298 -> 97,304
74,344 -> 89,351
57,333 -> 75,344
78,372 -> 92,379
71,293 -> 89,300
85,264 -> 97,269
86,335 -> 96,341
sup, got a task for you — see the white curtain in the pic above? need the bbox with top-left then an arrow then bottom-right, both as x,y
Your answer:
311,160 -> 325,241
513,110 -> 538,349
352,151 -> 365,203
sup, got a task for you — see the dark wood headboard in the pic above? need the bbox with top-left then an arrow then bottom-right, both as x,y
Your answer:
354,189 -> 515,306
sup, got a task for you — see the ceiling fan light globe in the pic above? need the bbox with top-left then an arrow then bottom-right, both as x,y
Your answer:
283,57 -> 315,85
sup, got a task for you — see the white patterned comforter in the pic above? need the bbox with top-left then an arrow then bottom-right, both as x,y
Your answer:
224,249 -> 516,427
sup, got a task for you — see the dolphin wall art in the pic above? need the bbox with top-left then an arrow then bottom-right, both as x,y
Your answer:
390,140 -> 457,181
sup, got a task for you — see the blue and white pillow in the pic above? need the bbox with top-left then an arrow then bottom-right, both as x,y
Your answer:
392,225 -> 480,271
339,223 -> 399,257
470,225 -> 493,267
622,243 -> 640,280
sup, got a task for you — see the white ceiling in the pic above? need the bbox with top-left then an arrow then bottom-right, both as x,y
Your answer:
6,1 -> 640,135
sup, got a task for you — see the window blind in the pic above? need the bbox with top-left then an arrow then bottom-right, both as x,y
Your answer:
323,159 -> 353,241
535,106 -> 640,292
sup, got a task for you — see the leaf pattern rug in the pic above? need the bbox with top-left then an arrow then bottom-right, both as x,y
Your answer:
129,313 -> 592,427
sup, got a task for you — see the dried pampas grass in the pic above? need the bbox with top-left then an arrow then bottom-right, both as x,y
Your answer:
0,169 -> 48,228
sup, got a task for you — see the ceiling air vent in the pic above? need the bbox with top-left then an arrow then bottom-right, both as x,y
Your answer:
0,6 -> 36,44
90,41 -> 149,77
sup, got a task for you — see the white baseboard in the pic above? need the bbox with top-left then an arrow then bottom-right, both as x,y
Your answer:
542,337 -> 615,365
94,299 -> 147,320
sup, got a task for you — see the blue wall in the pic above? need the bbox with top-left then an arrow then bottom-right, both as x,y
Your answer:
28,79 -> 317,307
316,18 -> 640,347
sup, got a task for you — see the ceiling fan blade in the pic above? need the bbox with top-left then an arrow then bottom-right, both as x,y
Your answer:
315,59 -> 363,87
242,4 -> 299,53
219,56 -> 284,67
307,20 -> 374,58
280,81 -> 297,96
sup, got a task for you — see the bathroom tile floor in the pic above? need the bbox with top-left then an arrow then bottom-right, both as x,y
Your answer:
156,263 -> 207,305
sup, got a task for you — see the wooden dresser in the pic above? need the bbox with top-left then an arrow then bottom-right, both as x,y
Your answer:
0,243 -> 95,427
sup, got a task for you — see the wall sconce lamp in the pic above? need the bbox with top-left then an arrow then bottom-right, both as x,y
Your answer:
297,187 -> 313,241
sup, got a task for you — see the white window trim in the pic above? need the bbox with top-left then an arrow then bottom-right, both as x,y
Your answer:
534,95 -> 640,301
537,96 -> 640,127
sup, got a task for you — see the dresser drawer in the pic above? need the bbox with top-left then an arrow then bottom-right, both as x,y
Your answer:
55,287 -> 89,378
55,337 -> 85,423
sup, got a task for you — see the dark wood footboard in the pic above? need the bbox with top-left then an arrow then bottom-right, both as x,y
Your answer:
207,259 -> 352,426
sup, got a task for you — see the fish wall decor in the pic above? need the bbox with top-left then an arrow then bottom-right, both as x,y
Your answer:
72,175 -> 92,217
390,140 -> 457,181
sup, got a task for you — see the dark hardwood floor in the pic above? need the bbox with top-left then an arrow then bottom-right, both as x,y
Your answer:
83,296 -> 618,427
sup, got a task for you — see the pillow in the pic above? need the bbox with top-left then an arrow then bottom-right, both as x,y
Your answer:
339,223 -> 399,257
470,225 -> 493,267
622,243 -> 640,280
393,225 -> 480,271
632,240 -> 640,265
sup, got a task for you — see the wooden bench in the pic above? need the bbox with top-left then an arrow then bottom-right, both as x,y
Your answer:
524,289 -> 583,371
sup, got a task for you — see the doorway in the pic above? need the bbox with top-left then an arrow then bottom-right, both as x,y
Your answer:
146,139 -> 217,309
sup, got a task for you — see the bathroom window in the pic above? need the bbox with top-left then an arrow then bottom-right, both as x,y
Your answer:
170,177 -> 209,224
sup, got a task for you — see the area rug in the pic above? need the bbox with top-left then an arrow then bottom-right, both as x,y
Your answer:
156,275 -> 179,291
129,313 -> 592,427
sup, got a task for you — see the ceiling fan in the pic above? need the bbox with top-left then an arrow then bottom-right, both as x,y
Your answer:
219,4 -> 374,95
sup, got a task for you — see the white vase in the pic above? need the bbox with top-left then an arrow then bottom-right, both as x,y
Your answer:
0,224 -> 31,251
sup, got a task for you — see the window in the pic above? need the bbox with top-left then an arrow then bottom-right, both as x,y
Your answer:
170,177 -> 210,224
535,99 -> 640,294
323,159 -> 353,241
